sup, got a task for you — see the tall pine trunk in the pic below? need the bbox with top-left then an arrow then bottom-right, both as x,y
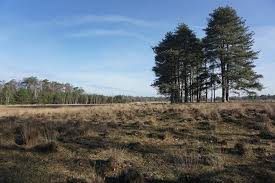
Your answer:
189,70 -> 192,102
226,63 -> 230,102
213,83 -> 216,102
184,64 -> 188,103
204,60 -> 208,102
221,62 -> 226,102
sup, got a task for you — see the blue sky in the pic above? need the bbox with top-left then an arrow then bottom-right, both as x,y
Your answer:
0,0 -> 274,96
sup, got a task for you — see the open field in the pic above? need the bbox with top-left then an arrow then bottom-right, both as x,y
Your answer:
0,103 -> 275,183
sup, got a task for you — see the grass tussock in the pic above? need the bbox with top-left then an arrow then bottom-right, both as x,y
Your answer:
259,121 -> 275,139
32,142 -> 58,153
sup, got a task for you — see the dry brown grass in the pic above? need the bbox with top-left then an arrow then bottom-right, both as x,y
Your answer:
0,102 -> 275,183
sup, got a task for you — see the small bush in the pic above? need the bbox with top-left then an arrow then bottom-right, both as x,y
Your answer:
197,121 -> 215,131
93,156 -> 124,177
118,168 -> 144,183
147,133 -> 166,140
234,143 -> 246,156
177,173 -> 201,183
125,142 -> 142,151
14,124 -> 39,146
32,142 -> 58,153
14,127 -> 26,145
259,123 -> 274,139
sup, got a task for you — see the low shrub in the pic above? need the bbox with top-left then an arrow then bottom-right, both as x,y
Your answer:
118,168 -> 144,183
259,123 -> 274,139
177,173 -> 201,183
234,143 -> 246,156
14,124 -> 39,146
32,142 -> 58,153
197,121 -> 215,131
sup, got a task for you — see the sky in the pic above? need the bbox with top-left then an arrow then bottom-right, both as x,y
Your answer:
0,0 -> 274,96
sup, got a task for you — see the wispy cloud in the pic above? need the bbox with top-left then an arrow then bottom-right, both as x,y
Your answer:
66,29 -> 153,43
65,15 -> 161,27
34,15 -> 166,28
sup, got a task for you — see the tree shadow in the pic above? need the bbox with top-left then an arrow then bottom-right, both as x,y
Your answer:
0,144 -> 25,152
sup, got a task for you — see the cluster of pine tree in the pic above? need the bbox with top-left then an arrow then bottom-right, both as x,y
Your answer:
152,6 -> 263,103
0,77 -> 165,105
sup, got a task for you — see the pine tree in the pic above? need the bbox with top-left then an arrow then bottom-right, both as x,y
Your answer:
152,32 -> 178,103
174,24 -> 203,103
204,6 -> 263,102
152,24 -> 203,103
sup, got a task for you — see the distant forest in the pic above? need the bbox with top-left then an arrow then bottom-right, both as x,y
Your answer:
0,77 -> 165,105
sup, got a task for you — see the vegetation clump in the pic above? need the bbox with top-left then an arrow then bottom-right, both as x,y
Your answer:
177,173 -> 201,183
14,124 -> 39,146
118,168 -> 144,183
259,123 -> 275,139
234,143 -> 247,156
32,142 -> 58,153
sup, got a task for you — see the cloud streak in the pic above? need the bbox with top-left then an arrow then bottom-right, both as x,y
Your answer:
34,15 -> 166,28
66,29 -> 153,43
66,15 -> 161,27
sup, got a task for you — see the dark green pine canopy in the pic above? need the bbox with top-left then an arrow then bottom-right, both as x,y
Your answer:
152,6 -> 263,103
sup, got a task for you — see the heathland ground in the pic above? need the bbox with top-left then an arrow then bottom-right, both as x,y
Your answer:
0,103 -> 274,183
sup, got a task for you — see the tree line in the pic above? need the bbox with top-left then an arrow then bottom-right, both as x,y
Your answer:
152,6 -> 263,103
230,95 -> 275,101
0,76 -> 165,105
